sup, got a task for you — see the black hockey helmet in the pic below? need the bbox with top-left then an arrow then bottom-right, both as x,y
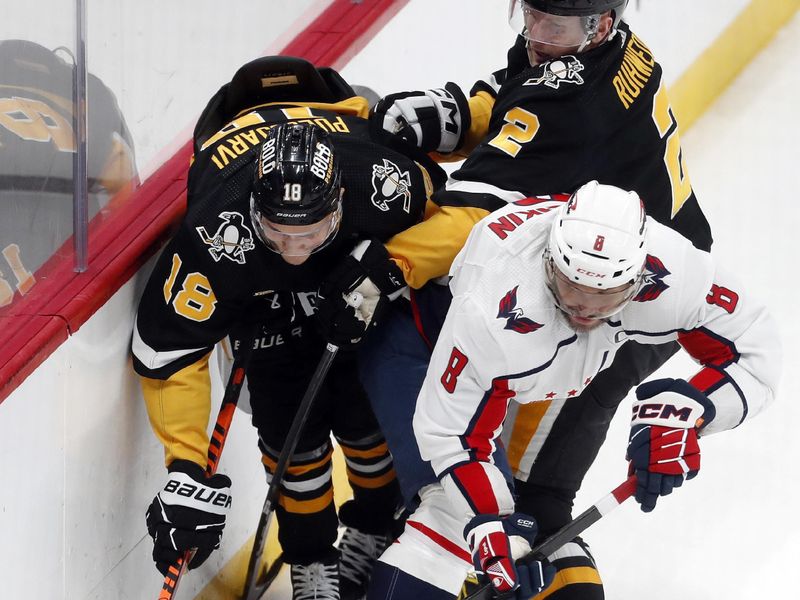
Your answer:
251,122 -> 342,227
511,0 -> 626,52
522,0 -> 627,18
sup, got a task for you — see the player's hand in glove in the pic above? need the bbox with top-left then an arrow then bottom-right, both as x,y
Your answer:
370,82 -> 470,153
626,378 -> 716,512
316,239 -> 406,347
465,512 -> 556,599
145,459 -> 232,575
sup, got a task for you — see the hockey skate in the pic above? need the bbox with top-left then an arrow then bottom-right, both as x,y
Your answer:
290,559 -> 341,600
338,527 -> 391,600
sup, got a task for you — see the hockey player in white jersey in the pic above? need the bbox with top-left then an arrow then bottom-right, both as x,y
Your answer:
366,181 -> 780,599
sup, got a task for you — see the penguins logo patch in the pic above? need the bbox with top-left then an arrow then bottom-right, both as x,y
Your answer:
371,159 -> 412,213
196,211 -> 255,264
523,55 -> 585,89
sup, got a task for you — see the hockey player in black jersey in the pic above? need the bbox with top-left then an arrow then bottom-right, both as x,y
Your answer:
133,57 -> 440,600
340,1 -> 716,598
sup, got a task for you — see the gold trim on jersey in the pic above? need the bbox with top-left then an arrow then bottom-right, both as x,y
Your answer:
202,98 -> 369,170
140,353 -> 213,468
386,204 -> 490,289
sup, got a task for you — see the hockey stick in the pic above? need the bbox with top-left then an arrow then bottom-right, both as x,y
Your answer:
241,342 -> 340,600
463,475 -> 638,600
158,332 -> 257,600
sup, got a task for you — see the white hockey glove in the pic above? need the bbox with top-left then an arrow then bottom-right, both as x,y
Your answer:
370,82 -> 470,153
145,459 -> 232,575
626,378 -> 716,512
316,239 -> 406,347
465,513 -> 556,600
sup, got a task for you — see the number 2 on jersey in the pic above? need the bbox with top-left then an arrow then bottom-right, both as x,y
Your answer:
652,82 -> 692,217
163,253 -> 217,322
488,107 -> 540,157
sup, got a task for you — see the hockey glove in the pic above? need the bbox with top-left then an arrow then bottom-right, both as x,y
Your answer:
370,82 -> 470,153
145,459 -> 232,575
626,378 -> 716,512
465,512 -> 556,600
317,239 -> 406,347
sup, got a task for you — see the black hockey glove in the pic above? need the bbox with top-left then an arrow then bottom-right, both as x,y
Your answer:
370,82 -> 470,153
316,239 -> 406,347
465,512 -> 556,600
145,459 -> 232,575
626,378 -> 716,512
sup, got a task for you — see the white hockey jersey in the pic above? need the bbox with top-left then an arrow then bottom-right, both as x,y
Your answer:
413,197 -> 780,519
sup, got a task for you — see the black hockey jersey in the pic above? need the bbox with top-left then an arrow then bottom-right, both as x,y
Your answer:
132,101 -> 436,466
135,103 -> 435,380
386,23 -> 712,288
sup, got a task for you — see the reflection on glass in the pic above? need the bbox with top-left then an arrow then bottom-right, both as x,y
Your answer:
0,38 -> 138,308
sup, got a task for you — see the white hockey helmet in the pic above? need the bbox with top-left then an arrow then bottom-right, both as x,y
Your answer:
544,181 -> 647,318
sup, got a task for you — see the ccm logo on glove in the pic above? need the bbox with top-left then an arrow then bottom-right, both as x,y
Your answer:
632,402 -> 700,424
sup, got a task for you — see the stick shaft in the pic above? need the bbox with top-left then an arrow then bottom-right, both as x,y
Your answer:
158,334 -> 255,600
242,343 -> 339,600
464,475 -> 637,600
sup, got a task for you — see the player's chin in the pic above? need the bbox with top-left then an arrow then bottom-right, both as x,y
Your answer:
281,253 -> 312,266
566,314 -> 604,333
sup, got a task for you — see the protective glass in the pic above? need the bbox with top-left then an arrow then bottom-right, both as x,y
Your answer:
508,1 -> 598,48
254,205 -> 341,257
543,251 -> 641,319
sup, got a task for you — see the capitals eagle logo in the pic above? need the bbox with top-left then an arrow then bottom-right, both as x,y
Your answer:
498,286 -> 543,333
196,211 -> 255,264
633,254 -> 671,302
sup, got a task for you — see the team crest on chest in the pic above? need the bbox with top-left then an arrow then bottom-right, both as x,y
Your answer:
633,254 -> 670,302
524,56 -> 585,89
371,159 -> 412,213
195,211 -> 255,264
497,286 -> 543,333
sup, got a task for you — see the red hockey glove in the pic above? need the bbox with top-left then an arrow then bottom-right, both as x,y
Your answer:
465,513 -> 555,599
145,460 -> 232,575
626,378 -> 716,512
370,82 -> 470,153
